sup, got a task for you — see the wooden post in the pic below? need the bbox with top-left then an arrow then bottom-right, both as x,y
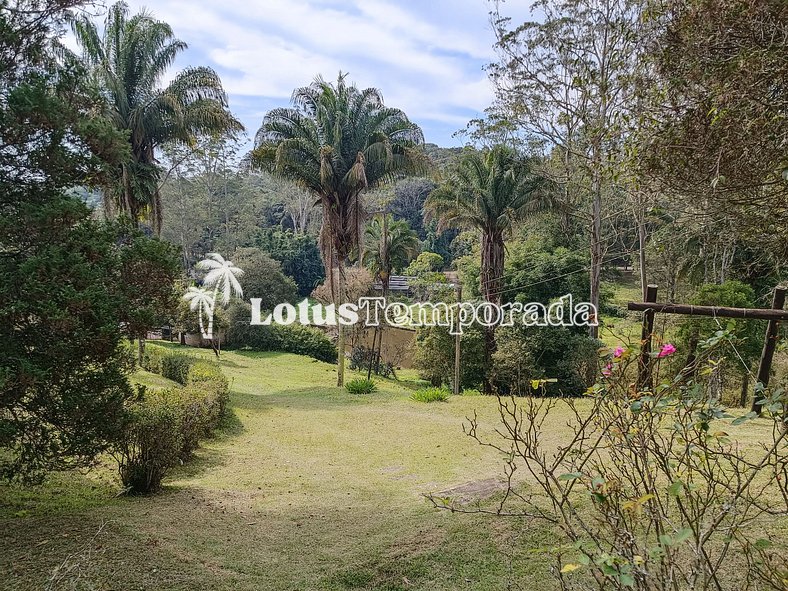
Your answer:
454,283 -> 462,396
752,286 -> 786,413
637,285 -> 658,391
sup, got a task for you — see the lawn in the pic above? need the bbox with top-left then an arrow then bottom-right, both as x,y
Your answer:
2,285 -> 785,590
1,344 -> 562,591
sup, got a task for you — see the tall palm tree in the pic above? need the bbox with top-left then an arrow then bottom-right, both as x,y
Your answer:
183,286 -> 214,339
72,2 -> 242,232
362,214 -> 419,293
196,253 -> 244,341
361,214 -> 419,378
252,73 -> 425,385
425,145 -> 549,391
426,146 -> 548,305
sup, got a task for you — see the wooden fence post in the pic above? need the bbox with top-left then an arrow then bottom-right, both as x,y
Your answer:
638,285 -> 658,391
752,286 -> 787,414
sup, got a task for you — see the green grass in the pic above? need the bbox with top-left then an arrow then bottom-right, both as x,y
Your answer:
3,275 -> 784,589
0,343 -> 560,590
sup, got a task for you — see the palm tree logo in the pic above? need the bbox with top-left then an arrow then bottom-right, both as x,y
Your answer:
183,253 -> 244,343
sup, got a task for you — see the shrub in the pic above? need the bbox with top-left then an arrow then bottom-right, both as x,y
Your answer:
413,325 -> 486,389
348,345 -> 396,378
492,326 -> 600,396
411,386 -> 450,403
160,352 -> 194,384
345,378 -> 377,395
225,303 -> 337,363
141,346 -> 165,374
114,353 -> 230,492
440,336 -> 788,590
114,389 -> 183,494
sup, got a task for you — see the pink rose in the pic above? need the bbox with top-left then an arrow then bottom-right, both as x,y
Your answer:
658,343 -> 676,358
601,363 -> 613,377
613,345 -> 625,358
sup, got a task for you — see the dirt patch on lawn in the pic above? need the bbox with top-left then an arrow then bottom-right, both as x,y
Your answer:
432,478 -> 508,504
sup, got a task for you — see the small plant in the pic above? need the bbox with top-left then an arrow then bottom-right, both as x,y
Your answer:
345,378 -> 377,395
411,386 -> 450,403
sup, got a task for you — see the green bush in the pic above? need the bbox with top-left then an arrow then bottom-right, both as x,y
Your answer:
225,303 -> 337,363
160,352 -> 194,384
411,386 -> 450,403
345,378 -> 377,395
114,389 -> 183,494
141,346 -> 165,374
114,353 -> 230,492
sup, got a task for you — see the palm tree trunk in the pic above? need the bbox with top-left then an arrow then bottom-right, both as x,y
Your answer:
481,231 -> 504,394
336,266 -> 346,387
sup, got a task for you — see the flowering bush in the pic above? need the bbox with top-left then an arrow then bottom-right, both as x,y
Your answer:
435,335 -> 788,590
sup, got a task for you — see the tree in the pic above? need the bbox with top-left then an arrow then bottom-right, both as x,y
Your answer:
643,0 -> 788,258
425,145 -> 548,391
252,229 -> 324,297
72,1 -> 242,232
487,0 -> 646,337
0,0 -> 153,481
426,146 -> 547,305
361,215 -> 419,293
116,224 -> 181,361
252,73 -> 425,385
231,248 -> 298,312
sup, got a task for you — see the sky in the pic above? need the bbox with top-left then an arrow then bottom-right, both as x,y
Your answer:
89,0 -> 532,148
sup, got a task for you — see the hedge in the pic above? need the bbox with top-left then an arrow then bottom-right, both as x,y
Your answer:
116,349 -> 230,494
225,304 -> 337,363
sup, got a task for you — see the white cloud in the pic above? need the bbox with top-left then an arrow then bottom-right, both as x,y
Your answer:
96,0 -> 504,144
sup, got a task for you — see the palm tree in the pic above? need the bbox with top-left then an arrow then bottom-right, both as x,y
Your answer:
425,145 -> 549,391
72,2 -> 242,232
361,214 -> 419,378
252,73 -> 425,385
183,286 -> 214,339
362,214 -> 419,294
196,253 -> 244,342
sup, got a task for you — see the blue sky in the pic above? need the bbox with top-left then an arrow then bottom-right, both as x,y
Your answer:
103,0 -> 531,147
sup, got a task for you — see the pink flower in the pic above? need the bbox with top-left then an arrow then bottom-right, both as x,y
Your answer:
613,345 -> 625,358
601,363 -> 613,378
658,343 -> 676,358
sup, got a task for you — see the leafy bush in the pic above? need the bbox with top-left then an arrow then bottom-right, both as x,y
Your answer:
225,303 -> 337,363
141,346 -> 165,374
492,326 -> 600,396
442,336 -> 788,590
345,378 -> 377,395
114,351 -> 230,492
411,386 -> 450,403
413,325 -> 486,389
160,352 -> 194,384
114,389 -> 183,494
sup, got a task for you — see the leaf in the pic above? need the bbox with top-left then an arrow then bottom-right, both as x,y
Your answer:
732,411 -> 757,426
659,534 -> 673,546
558,472 -> 584,481
667,480 -> 684,497
674,528 -> 693,544
561,563 -> 582,573
619,573 -> 635,587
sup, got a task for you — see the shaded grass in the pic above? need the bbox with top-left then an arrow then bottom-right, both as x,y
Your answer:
1,343 -> 559,590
